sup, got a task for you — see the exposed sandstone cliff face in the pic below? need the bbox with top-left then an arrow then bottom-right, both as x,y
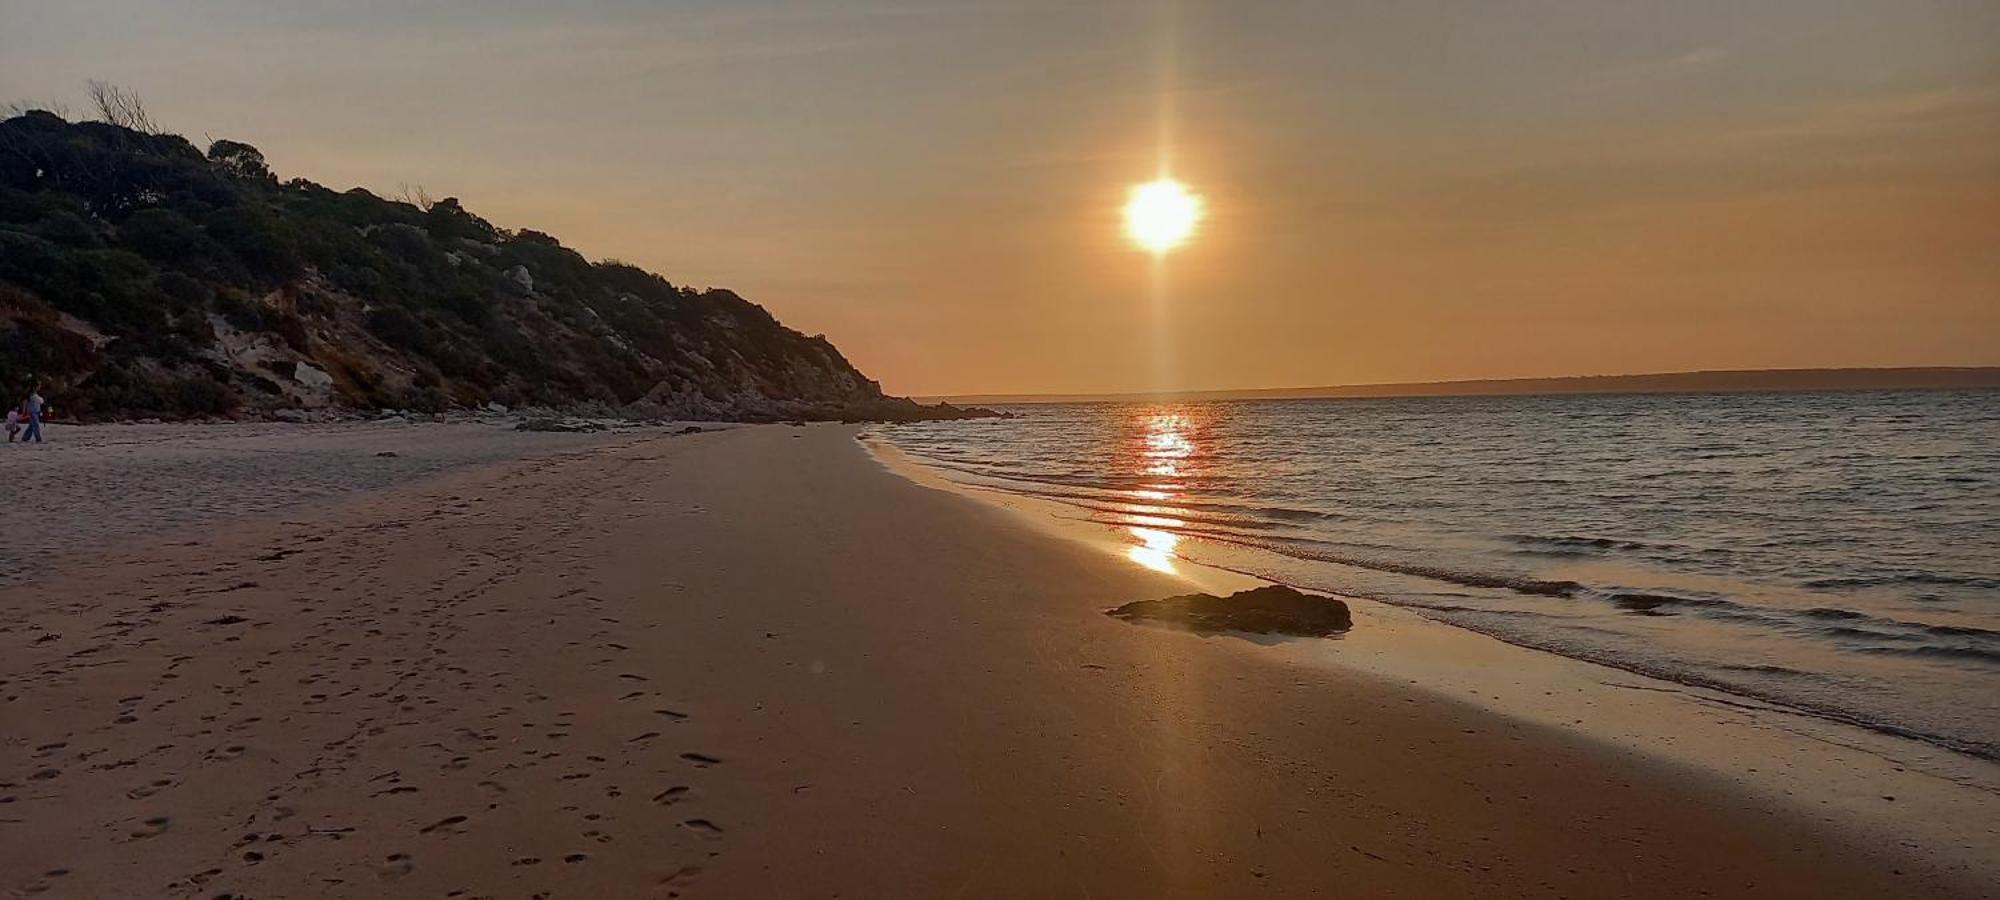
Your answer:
0,111 -> 989,422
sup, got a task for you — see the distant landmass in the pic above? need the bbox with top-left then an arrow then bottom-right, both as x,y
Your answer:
0,109 -> 985,422
927,367 -> 2000,405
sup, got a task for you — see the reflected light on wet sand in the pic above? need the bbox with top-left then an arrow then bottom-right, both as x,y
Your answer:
1127,526 -> 1182,573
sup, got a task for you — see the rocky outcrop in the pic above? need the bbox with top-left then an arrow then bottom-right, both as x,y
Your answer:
514,417 -> 610,433
1107,585 -> 1353,637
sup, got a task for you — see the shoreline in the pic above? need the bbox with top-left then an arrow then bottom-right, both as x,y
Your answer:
877,431 -> 2000,746
865,431 -> 2000,883
2,423 -> 1992,896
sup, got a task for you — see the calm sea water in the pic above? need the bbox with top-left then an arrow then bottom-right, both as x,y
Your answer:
885,391 -> 2000,758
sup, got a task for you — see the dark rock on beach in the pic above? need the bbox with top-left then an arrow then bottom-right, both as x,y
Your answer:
1107,585 -> 1353,637
515,418 -> 608,433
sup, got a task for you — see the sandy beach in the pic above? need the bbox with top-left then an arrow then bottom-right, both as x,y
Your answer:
2,423 -> 1994,898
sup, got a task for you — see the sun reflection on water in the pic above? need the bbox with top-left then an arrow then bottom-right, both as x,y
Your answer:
1120,412 -> 1199,573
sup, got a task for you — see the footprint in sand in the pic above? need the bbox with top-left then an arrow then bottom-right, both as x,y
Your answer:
17,867 -> 71,895
419,815 -> 468,835
659,864 -> 704,890
126,778 -> 177,799
129,816 -> 171,839
680,753 -> 720,767
381,853 -> 414,879
682,818 -> 724,838
652,786 -> 690,805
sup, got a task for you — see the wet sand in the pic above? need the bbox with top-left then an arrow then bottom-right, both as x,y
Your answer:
1,424 -> 1991,897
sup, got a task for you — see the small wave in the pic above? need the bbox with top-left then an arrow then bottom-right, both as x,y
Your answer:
1084,508 -> 1290,533
1395,602 -> 1543,617
1210,534 -> 1586,598
1924,622 -> 2000,640
1855,645 -> 2000,665
1605,592 -> 1730,615
1256,505 -> 1346,522
955,479 -> 1344,527
1803,572 -> 2000,590
1820,625 -> 1923,642
1718,663 -> 1818,678
1810,615 -> 2000,646
1506,533 -> 1651,552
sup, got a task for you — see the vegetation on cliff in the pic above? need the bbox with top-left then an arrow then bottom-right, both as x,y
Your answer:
0,102 -> 981,421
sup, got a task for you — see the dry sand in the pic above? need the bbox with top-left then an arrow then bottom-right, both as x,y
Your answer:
0,420 -> 648,584
1,423 -> 1992,897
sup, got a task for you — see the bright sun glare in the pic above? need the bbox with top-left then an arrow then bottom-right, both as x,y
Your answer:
1123,178 -> 1203,254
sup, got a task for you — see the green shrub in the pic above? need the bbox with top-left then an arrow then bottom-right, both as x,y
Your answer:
120,207 -> 206,262
366,305 -> 432,353
203,205 -> 301,281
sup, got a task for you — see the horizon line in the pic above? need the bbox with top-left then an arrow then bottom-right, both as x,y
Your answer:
916,365 -> 2000,406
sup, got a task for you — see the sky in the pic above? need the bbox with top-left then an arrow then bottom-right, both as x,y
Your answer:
3,0 -> 1996,396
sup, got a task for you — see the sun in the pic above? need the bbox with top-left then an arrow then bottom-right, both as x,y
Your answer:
1123,178 -> 1203,254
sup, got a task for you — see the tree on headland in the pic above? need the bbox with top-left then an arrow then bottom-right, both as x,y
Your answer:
394,183 -> 437,212
85,80 -> 159,133
207,140 -> 272,181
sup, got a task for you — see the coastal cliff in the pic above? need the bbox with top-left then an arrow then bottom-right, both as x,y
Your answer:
0,110 -> 986,422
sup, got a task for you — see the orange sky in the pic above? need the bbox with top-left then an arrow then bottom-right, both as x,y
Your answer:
4,1 -> 1996,396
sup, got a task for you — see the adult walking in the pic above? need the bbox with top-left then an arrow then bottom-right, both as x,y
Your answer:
21,384 -> 45,443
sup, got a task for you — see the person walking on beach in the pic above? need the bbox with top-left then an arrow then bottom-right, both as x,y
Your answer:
20,385 -> 45,444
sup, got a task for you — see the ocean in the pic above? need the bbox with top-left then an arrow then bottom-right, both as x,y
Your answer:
883,390 -> 2000,758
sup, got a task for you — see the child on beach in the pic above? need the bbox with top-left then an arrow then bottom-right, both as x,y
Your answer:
4,406 -> 18,442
